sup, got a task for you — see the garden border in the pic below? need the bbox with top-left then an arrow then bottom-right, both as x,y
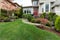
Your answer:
22,19 -> 60,36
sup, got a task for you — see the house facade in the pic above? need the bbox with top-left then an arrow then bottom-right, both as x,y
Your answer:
23,0 -> 60,16
39,0 -> 55,13
23,6 -> 33,14
39,0 -> 60,15
52,0 -> 60,15
23,0 -> 39,16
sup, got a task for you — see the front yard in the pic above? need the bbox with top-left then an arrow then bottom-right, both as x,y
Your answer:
0,19 -> 60,40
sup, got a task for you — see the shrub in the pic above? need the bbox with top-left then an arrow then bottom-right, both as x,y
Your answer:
34,18 -> 50,24
22,14 -> 27,18
40,18 -> 49,25
1,9 -> 7,17
4,17 -> 10,22
19,6 -> 23,18
0,16 -> 5,20
26,14 -> 33,21
46,22 -> 51,27
0,16 -> 11,22
47,12 -> 58,26
22,14 -> 33,21
35,18 -> 41,23
42,12 -> 46,18
31,18 -> 36,23
40,14 -> 44,18
40,12 -> 46,18
48,12 -> 56,21
55,16 -> 60,31
53,15 -> 58,23
15,6 -> 23,18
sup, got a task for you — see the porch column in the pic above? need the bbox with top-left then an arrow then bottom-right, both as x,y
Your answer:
44,3 -> 46,12
12,10 -> 14,16
49,3 -> 51,12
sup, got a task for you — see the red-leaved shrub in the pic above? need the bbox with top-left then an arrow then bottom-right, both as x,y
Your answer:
35,18 -> 50,25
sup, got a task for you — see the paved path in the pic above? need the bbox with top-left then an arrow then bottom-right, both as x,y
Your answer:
22,19 -> 51,29
22,19 -> 41,26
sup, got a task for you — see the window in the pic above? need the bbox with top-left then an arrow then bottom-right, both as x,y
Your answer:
27,10 -> 31,14
27,10 -> 28,13
33,1 -> 38,6
28,10 -> 31,13
24,10 -> 26,13
45,4 -> 49,12
24,10 -> 31,14
42,8 -> 44,12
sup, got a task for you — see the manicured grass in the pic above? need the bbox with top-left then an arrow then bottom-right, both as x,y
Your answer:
0,19 -> 60,40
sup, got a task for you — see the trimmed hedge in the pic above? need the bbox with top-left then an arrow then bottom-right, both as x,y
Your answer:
22,14 -> 33,21
55,16 -> 60,31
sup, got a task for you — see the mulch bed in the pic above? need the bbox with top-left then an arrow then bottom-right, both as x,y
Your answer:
36,25 -> 60,36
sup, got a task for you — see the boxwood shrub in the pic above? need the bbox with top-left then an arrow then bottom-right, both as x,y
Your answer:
55,16 -> 60,31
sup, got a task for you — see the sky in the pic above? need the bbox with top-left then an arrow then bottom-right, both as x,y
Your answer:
14,0 -> 32,6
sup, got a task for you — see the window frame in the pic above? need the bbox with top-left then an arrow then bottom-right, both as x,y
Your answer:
45,4 -> 49,12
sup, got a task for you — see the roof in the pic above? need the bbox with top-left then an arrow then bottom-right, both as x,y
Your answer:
14,3 -> 21,7
32,0 -> 39,1
6,0 -> 16,7
0,0 -> 16,11
23,6 -> 39,8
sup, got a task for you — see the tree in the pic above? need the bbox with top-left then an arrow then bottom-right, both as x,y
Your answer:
15,6 -> 23,18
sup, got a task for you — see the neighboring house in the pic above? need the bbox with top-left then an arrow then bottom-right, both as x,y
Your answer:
0,0 -> 16,11
23,0 -> 39,16
0,0 -> 21,16
0,0 -> 21,11
14,3 -> 21,9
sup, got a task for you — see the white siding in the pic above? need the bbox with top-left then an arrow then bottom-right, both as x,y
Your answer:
39,0 -> 56,14
54,6 -> 60,16
39,3 -> 51,13
39,4 -> 45,14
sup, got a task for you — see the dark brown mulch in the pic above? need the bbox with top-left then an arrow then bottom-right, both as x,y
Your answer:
36,25 -> 60,36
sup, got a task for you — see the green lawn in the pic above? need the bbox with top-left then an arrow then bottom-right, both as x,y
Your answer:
0,19 -> 60,40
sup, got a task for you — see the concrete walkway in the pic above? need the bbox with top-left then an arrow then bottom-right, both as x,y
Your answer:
22,19 -> 51,29
22,19 -> 41,26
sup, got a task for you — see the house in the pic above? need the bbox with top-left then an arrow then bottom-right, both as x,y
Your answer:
23,6 -> 33,15
52,0 -> 60,15
39,0 -> 60,15
39,0 -> 55,13
14,3 -> 21,9
23,0 -> 39,16
0,0 -> 21,16
0,0 -> 16,11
